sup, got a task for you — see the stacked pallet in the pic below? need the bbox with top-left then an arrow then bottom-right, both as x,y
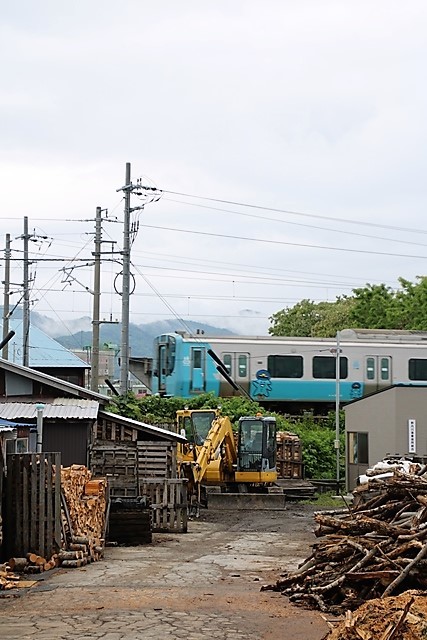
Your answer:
276,431 -> 303,479
264,469 -> 427,615
60,465 -> 108,566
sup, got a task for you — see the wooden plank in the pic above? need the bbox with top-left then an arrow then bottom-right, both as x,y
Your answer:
30,454 -> 38,553
22,457 -> 29,554
15,456 -> 23,556
45,453 -> 53,558
54,453 -> 62,551
38,454 -> 46,557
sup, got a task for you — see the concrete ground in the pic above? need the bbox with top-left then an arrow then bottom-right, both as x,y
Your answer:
0,504 -> 332,640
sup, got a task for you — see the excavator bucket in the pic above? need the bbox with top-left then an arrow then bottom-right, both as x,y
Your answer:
205,489 -> 286,511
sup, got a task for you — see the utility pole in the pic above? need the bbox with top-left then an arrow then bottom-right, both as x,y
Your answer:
22,217 -> 30,367
2,234 -> 11,359
120,162 -> 132,395
91,206 -> 102,391
116,163 -> 162,396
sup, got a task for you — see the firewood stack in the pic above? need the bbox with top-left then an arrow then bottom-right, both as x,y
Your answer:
60,464 -> 108,566
263,467 -> 427,615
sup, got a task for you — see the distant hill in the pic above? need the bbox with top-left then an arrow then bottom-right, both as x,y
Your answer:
30,314 -> 235,357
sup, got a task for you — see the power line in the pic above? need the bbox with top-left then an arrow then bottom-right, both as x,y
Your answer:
161,189 -> 427,235
164,197 -> 427,249
139,223 -> 427,260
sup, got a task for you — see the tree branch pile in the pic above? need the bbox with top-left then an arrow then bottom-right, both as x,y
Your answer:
263,469 -> 427,615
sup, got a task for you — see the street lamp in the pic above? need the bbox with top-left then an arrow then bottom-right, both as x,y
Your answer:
36,403 -> 45,453
330,332 -> 342,495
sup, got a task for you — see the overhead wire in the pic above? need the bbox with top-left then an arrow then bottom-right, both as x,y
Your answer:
161,189 -> 427,235
164,197 -> 427,249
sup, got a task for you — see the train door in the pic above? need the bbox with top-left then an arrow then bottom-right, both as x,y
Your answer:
190,347 -> 206,393
158,344 -> 167,394
220,352 -> 250,395
364,355 -> 392,392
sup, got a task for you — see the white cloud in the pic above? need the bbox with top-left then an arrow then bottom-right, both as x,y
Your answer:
0,1 -> 426,340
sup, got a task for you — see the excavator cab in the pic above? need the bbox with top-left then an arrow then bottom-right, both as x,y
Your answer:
176,409 -> 217,445
236,416 -> 277,484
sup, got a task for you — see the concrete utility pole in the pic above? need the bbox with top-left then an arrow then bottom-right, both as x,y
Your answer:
116,163 -> 162,396
90,206 -> 102,391
120,162 -> 132,395
2,234 -> 11,359
22,217 -> 30,367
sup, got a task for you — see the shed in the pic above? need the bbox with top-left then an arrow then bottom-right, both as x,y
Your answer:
0,357 -> 186,467
344,384 -> 427,490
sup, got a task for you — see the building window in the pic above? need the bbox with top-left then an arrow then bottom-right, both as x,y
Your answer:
267,355 -> 303,378
348,432 -> 368,465
409,358 -> 427,381
238,355 -> 247,378
313,356 -> 348,379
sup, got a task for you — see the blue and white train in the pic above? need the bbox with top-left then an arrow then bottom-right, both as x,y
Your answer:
151,329 -> 427,412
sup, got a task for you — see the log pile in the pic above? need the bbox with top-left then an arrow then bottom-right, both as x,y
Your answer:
264,469 -> 427,615
60,465 -> 108,565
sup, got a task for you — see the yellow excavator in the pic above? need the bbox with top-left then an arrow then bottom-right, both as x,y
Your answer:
176,408 -> 282,510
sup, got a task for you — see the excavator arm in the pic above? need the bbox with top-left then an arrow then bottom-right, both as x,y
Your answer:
191,416 -> 237,485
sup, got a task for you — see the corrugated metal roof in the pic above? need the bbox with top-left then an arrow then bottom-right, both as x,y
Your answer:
0,400 -> 99,420
99,410 -> 187,443
0,358 -> 110,404
0,425 -> 16,432
1,320 -> 89,369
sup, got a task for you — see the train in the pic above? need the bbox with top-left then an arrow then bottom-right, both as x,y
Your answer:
150,328 -> 427,412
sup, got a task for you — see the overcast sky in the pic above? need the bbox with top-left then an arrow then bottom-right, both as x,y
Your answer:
1,1 -> 426,341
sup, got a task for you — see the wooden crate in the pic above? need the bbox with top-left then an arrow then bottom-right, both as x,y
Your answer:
276,432 -> 303,479
137,441 -> 177,479
90,443 -> 138,498
108,500 -> 152,545
139,479 -> 188,533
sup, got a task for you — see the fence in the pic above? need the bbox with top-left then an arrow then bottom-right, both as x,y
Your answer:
139,479 -> 188,533
4,452 -> 62,560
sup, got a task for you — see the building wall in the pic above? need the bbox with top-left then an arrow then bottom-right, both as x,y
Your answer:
345,387 -> 427,490
43,421 -> 90,467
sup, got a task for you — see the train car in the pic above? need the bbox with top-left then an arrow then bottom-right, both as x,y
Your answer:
151,329 -> 427,412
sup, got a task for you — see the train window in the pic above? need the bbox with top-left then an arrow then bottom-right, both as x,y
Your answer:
192,349 -> 202,369
312,356 -> 348,379
409,358 -> 427,381
380,358 -> 390,381
267,355 -> 303,378
366,357 -> 375,380
348,432 -> 368,465
222,354 -> 232,375
238,355 -> 247,378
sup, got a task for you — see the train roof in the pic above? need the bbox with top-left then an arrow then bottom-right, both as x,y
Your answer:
166,329 -> 427,344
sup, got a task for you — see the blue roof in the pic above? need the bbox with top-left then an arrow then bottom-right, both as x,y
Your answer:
0,320 -> 89,369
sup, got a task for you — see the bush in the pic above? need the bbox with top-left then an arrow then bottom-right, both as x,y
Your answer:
107,394 -> 345,479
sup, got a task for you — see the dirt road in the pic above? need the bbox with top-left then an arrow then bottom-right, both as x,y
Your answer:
0,504 -> 331,639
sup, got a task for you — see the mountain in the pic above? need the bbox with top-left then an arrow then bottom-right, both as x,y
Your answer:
30,314 -> 235,357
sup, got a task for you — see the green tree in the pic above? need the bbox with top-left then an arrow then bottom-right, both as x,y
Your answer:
393,276 -> 427,330
269,298 -> 354,337
349,283 -> 396,329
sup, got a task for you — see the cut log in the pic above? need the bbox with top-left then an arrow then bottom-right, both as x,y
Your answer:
8,558 -> 28,572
